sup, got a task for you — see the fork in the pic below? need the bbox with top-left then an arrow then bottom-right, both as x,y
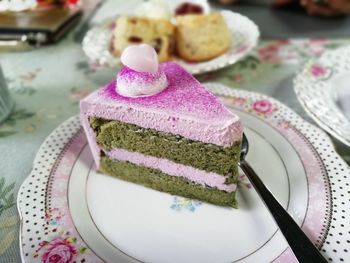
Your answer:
239,133 -> 328,263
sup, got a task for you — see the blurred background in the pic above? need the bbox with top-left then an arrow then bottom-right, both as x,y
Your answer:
0,0 -> 350,262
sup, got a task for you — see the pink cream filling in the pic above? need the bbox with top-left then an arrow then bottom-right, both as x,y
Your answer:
106,148 -> 237,193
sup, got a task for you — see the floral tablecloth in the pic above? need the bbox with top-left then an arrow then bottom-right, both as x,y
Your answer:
0,5 -> 350,262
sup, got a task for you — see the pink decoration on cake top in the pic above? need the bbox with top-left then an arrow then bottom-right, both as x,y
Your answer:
121,44 -> 158,73
109,62 -> 236,121
117,44 -> 168,97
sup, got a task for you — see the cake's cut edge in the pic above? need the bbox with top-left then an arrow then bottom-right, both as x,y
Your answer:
100,156 -> 238,208
80,108 -> 102,168
91,116 -> 241,175
105,147 -> 237,192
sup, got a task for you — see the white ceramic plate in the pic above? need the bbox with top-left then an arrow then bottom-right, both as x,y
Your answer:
18,84 -> 350,263
82,10 -> 260,74
294,45 -> 350,146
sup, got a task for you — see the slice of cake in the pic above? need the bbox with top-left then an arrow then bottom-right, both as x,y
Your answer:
80,44 -> 242,207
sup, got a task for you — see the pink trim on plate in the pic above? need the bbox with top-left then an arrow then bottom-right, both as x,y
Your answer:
221,93 -> 331,263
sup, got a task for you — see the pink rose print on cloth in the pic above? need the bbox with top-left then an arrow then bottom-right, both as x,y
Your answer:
41,237 -> 77,263
307,39 -> 328,57
257,44 -> 280,64
69,88 -> 91,103
256,40 -> 289,64
235,44 -> 248,54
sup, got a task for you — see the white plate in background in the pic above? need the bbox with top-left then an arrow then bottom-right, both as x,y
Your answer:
82,10 -> 260,75
294,45 -> 350,146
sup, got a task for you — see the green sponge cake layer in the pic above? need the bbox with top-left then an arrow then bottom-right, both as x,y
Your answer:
100,156 -> 238,208
90,117 -> 241,177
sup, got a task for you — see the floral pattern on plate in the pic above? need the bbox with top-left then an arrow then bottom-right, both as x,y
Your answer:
170,197 -> 202,212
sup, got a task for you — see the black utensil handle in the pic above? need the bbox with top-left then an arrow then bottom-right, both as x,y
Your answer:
239,160 -> 328,263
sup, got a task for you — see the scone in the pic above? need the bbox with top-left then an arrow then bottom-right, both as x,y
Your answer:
175,13 -> 230,62
113,16 -> 175,62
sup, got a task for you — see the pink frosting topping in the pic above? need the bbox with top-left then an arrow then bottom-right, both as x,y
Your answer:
106,148 -> 237,192
80,62 -> 242,148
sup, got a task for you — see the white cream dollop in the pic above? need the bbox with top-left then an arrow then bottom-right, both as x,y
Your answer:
116,44 -> 168,98
117,69 -> 168,98
134,0 -> 171,20
120,44 -> 158,73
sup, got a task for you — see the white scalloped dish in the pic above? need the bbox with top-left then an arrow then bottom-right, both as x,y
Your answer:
294,45 -> 350,147
17,84 -> 350,263
82,10 -> 260,74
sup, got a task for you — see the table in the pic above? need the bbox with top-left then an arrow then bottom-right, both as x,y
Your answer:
211,3 -> 350,39
0,1 -> 349,262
